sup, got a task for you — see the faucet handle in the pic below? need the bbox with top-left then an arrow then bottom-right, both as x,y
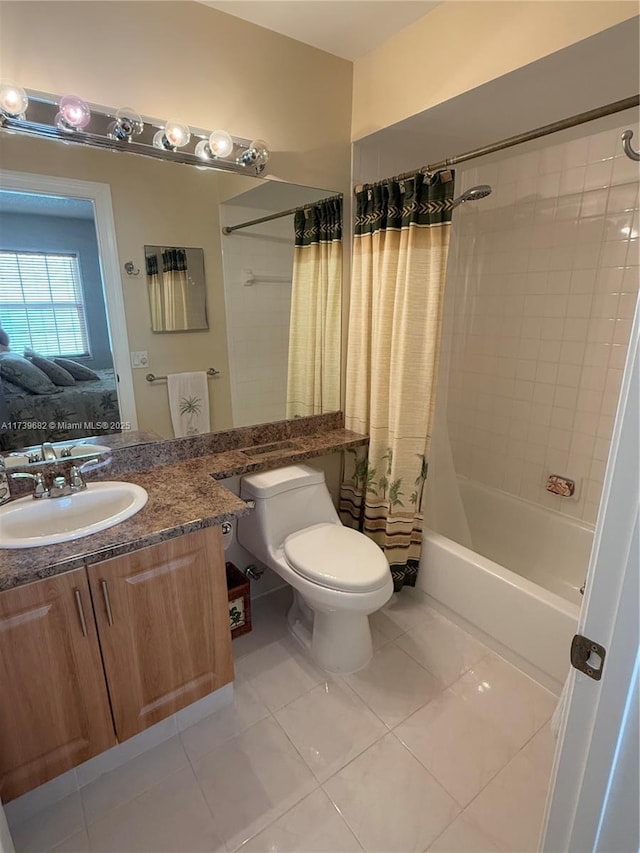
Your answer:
69,465 -> 86,491
10,471 -> 48,499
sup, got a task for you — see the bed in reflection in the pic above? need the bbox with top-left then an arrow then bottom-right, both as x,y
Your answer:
0,368 -> 121,451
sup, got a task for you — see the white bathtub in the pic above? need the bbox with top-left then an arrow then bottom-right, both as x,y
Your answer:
419,478 -> 590,690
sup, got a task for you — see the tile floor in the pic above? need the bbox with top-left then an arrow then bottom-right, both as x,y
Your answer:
9,586 -> 558,853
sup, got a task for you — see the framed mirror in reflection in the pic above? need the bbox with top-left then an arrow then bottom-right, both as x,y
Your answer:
144,246 -> 208,332
0,131 -> 342,454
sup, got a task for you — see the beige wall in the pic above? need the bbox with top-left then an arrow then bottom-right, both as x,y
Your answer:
352,1 -> 638,141
1,133 -> 234,437
0,1 -> 352,193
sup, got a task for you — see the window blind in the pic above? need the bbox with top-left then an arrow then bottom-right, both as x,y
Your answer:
0,250 -> 91,357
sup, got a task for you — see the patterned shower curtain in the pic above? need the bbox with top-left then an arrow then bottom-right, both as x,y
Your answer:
339,171 -> 455,590
286,197 -> 342,418
162,248 -> 189,331
145,252 -> 163,330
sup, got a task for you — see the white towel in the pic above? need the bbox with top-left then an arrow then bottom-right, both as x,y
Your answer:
167,372 -> 210,437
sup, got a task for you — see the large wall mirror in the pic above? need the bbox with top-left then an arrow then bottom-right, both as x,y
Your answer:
0,132 -> 342,452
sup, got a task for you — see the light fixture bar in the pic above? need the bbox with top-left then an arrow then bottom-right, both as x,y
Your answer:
0,90 -> 264,177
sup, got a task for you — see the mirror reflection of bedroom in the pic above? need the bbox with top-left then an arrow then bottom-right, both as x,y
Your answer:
0,190 -> 120,451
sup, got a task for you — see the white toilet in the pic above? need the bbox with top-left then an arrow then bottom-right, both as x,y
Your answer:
238,464 -> 393,674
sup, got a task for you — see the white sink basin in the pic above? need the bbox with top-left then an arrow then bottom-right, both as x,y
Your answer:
4,443 -> 112,469
0,482 -> 148,549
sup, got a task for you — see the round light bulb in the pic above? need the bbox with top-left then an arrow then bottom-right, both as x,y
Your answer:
208,129 -> 233,158
56,95 -> 91,131
195,139 -> 211,159
115,106 -> 143,138
164,120 -> 190,149
240,138 -> 270,168
153,129 -> 168,149
0,83 -> 28,118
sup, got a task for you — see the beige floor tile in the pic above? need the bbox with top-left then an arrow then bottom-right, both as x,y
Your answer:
395,611 -> 488,686
9,793 -> 84,853
181,678 -> 270,761
396,689 -> 517,807
324,733 -> 459,853
81,736 -> 188,825
521,721 -> 557,777
465,748 -> 551,852
449,653 -> 557,749
193,717 -> 317,850
239,788 -> 363,852
427,814 -> 501,852
87,765 -> 224,853
381,588 -> 433,633
345,644 -> 443,727
50,829 -> 91,853
275,679 -> 387,781
235,636 -> 327,712
369,610 -> 406,650
232,588 -> 292,660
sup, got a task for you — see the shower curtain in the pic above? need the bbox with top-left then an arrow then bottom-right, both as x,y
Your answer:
286,197 -> 342,418
339,171 -> 455,590
161,248 -> 189,331
145,252 -> 163,330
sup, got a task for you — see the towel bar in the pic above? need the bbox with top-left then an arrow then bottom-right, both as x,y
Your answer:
146,368 -> 220,383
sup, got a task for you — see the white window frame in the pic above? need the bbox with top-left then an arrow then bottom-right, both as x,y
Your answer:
0,248 -> 92,358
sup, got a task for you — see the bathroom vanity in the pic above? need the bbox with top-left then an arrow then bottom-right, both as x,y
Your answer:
0,528 -> 232,802
0,416 -> 367,803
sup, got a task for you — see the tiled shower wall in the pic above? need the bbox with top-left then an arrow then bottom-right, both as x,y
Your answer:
442,121 -> 639,525
221,206 -> 294,426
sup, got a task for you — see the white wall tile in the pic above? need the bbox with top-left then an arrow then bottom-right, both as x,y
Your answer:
440,122 -> 638,522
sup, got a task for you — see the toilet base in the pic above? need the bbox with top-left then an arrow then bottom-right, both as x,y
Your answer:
287,591 -> 374,675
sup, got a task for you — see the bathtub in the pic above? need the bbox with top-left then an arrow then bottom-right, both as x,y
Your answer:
419,478 -> 590,690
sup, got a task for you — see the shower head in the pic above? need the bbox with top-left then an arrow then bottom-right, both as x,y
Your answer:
451,184 -> 493,209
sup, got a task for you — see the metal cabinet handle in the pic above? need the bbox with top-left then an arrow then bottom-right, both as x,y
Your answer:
100,579 -> 114,626
74,588 -> 88,637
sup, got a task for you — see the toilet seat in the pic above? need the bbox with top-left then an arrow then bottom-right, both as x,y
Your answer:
284,523 -> 390,593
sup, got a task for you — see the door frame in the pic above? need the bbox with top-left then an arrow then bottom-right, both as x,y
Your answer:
542,293 -> 639,850
0,169 -> 137,429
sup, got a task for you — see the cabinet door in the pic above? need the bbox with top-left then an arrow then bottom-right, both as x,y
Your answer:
0,569 -> 116,802
89,527 -> 233,741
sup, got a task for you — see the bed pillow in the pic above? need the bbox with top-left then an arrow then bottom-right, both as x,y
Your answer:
52,357 -> 100,381
24,353 -> 76,386
0,353 -> 60,394
0,374 -> 27,397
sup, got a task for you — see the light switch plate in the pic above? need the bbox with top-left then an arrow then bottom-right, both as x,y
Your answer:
131,351 -> 149,368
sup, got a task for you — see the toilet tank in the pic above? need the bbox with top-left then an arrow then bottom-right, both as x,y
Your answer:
238,464 -> 340,561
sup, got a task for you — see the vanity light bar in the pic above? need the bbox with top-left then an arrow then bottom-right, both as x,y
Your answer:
0,89 -> 268,177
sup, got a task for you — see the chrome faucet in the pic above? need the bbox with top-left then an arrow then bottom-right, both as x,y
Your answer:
41,442 -> 57,461
8,470 -> 48,499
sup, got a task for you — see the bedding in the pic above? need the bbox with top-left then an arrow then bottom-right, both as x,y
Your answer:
0,368 -> 121,451
0,352 -> 59,394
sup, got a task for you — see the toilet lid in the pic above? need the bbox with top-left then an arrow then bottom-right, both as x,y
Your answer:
283,523 -> 390,592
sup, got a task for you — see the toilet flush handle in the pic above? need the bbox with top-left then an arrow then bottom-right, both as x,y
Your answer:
244,499 -> 256,509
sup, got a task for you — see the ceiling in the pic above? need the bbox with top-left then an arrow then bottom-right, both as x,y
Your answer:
198,1 -> 440,60
0,191 -> 95,220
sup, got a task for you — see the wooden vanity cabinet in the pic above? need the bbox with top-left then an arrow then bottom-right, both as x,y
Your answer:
0,526 -> 234,801
88,526 -> 234,741
0,569 -> 116,802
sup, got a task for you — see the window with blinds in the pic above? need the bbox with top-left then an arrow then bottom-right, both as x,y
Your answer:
0,250 -> 91,358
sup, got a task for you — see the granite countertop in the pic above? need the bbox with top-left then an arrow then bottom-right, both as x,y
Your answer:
0,427 -> 367,591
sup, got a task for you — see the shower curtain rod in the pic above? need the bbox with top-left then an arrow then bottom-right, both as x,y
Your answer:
354,94 -> 640,192
222,192 -> 342,234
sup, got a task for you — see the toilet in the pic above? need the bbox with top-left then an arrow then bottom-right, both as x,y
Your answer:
237,464 -> 393,674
